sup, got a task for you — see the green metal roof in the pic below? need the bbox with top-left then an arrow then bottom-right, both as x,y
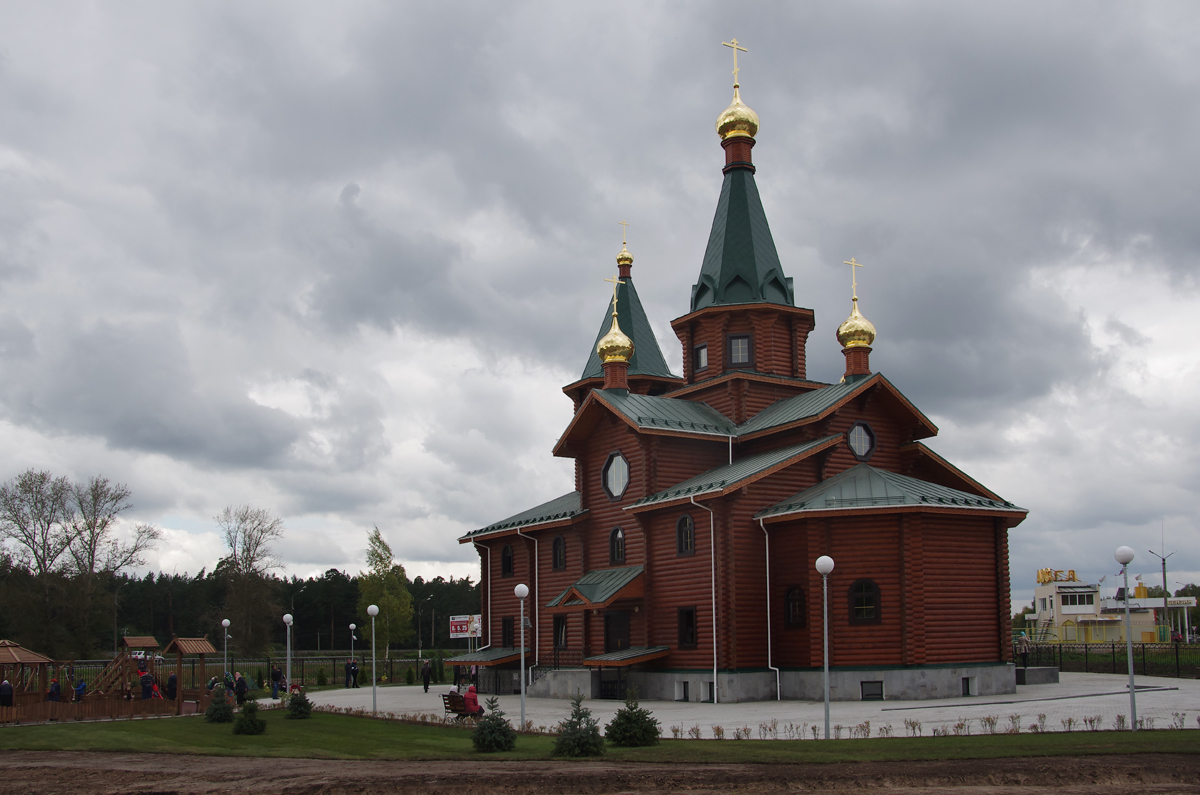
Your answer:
755,463 -> 1025,519
630,435 -> 841,508
547,565 -> 644,608
581,277 -> 678,380
736,377 -> 869,436
445,647 -> 530,664
461,491 -> 584,540
597,390 -> 736,436
583,646 -> 670,665
691,168 -> 794,311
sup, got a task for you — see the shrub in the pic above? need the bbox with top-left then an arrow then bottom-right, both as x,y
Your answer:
473,697 -> 517,753
316,667 -> 328,686
256,668 -> 265,690
204,687 -> 234,723
604,691 -> 660,747
552,694 -> 604,757
233,700 -> 267,735
285,690 -> 313,720
406,666 -> 415,685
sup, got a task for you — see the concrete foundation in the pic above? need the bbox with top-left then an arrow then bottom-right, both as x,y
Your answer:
526,663 -> 1016,702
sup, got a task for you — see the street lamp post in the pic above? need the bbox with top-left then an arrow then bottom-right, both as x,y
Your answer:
367,604 -> 379,714
815,555 -> 835,740
1115,546 -> 1137,730
221,618 -> 230,676
350,622 -> 356,675
282,613 -> 293,694
515,583 -> 529,730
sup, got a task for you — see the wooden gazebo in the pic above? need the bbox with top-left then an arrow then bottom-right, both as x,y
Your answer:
0,640 -> 54,702
162,635 -> 218,715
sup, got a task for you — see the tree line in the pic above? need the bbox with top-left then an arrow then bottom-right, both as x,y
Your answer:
0,469 -> 479,660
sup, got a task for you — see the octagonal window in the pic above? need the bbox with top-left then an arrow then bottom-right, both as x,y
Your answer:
846,422 -> 876,461
603,452 -> 630,499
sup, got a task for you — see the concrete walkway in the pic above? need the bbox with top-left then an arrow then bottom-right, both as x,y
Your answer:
302,672 -> 1199,739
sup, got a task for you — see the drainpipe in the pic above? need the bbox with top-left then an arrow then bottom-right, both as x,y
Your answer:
758,518 -> 780,700
473,542 -> 492,650
728,435 -> 733,465
516,528 -> 539,667
690,496 -> 718,704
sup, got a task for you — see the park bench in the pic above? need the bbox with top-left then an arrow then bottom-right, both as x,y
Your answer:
441,692 -> 471,721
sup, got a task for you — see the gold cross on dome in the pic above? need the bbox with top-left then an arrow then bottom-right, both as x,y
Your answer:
604,274 -> 622,315
844,257 -> 864,299
722,38 -> 748,87
618,220 -> 630,245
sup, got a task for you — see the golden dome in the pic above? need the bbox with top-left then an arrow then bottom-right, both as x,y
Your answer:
597,311 -> 634,364
836,297 -> 876,349
716,87 -> 759,140
616,243 -> 633,268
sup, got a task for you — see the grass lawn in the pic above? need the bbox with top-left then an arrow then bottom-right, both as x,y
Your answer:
0,710 -> 1194,763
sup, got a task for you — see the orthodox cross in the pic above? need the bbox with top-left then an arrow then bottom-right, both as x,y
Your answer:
844,257 -> 863,300
618,220 -> 630,245
722,38 -> 748,87
604,274 -> 622,315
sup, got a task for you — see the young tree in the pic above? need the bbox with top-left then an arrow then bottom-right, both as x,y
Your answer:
357,527 -> 413,659
216,505 -> 284,656
65,476 -> 162,657
0,470 -> 73,653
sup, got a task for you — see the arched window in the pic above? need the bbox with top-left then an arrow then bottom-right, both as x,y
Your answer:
501,544 -> 514,578
784,586 -> 806,628
609,527 -> 626,564
676,514 -> 695,556
849,579 -> 881,624
552,536 -> 566,571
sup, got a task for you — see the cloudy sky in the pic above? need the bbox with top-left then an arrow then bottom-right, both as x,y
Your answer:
2,2 -> 1198,611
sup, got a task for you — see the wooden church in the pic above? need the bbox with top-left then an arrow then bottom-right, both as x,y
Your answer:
451,62 -> 1026,702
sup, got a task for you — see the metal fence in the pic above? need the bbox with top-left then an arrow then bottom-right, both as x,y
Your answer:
1013,642 -> 1199,679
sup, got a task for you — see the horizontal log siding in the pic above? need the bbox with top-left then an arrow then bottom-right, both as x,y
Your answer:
479,534 -> 534,649
768,518 -> 812,668
646,507 -> 718,669
583,418 -> 644,569
649,438 -> 728,497
528,525 -> 582,661
824,515 -> 904,667
920,515 -> 1001,663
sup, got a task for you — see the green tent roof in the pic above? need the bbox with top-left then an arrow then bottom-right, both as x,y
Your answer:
547,565 -> 643,607
755,463 -> 1024,519
462,491 -> 584,540
580,277 -> 678,380
631,435 -> 841,508
690,168 -> 794,311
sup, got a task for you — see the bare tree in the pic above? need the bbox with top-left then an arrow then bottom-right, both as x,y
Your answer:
216,505 -> 284,656
64,476 -> 161,657
0,469 -> 73,652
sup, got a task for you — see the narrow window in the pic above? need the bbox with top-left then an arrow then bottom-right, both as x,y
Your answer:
727,334 -> 751,366
678,606 -> 698,649
501,617 -> 515,648
784,586 -> 806,628
693,344 -> 708,372
552,536 -> 566,571
676,514 -> 695,556
609,527 -> 626,564
500,544 -> 514,577
602,452 -> 630,499
849,579 -> 881,624
553,615 -> 568,649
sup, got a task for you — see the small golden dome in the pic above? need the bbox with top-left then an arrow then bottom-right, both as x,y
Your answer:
836,297 -> 876,349
716,87 -> 759,140
616,243 -> 633,268
597,311 -> 634,364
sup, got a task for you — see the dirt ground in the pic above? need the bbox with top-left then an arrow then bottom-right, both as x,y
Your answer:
1,752 -> 1198,795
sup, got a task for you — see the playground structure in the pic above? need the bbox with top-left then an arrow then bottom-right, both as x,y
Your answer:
0,639 -> 56,706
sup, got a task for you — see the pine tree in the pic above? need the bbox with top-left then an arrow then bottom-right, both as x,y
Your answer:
552,694 -> 604,757
472,696 -> 517,752
204,686 -> 234,723
604,690 -> 660,746
232,700 -> 266,734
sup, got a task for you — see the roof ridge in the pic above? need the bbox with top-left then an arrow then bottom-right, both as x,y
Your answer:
580,277 -> 678,380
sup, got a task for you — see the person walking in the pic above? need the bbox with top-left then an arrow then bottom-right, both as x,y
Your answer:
234,672 -> 248,707
421,660 -> 432,693
1016,631 -> 1032,669
350,659 -> 359,688
0,679 -> 13,707
270,665 -> 282,699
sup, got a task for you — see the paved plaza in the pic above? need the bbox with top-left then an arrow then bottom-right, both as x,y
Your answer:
302,671 -> 1199,738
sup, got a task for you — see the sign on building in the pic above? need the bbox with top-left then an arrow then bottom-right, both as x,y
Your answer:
449,614 -> 482,638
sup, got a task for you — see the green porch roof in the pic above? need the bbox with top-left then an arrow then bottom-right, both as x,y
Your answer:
597,390 -> 735,436
691,168 -> 794,311
445,647 -> 530,664
755,463 -> 1025,519
629,435 -> 841,509
580,277 -> 678,381
547,566 -> 644,608
461,491 -> 584,540
583,646 -> 670,666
